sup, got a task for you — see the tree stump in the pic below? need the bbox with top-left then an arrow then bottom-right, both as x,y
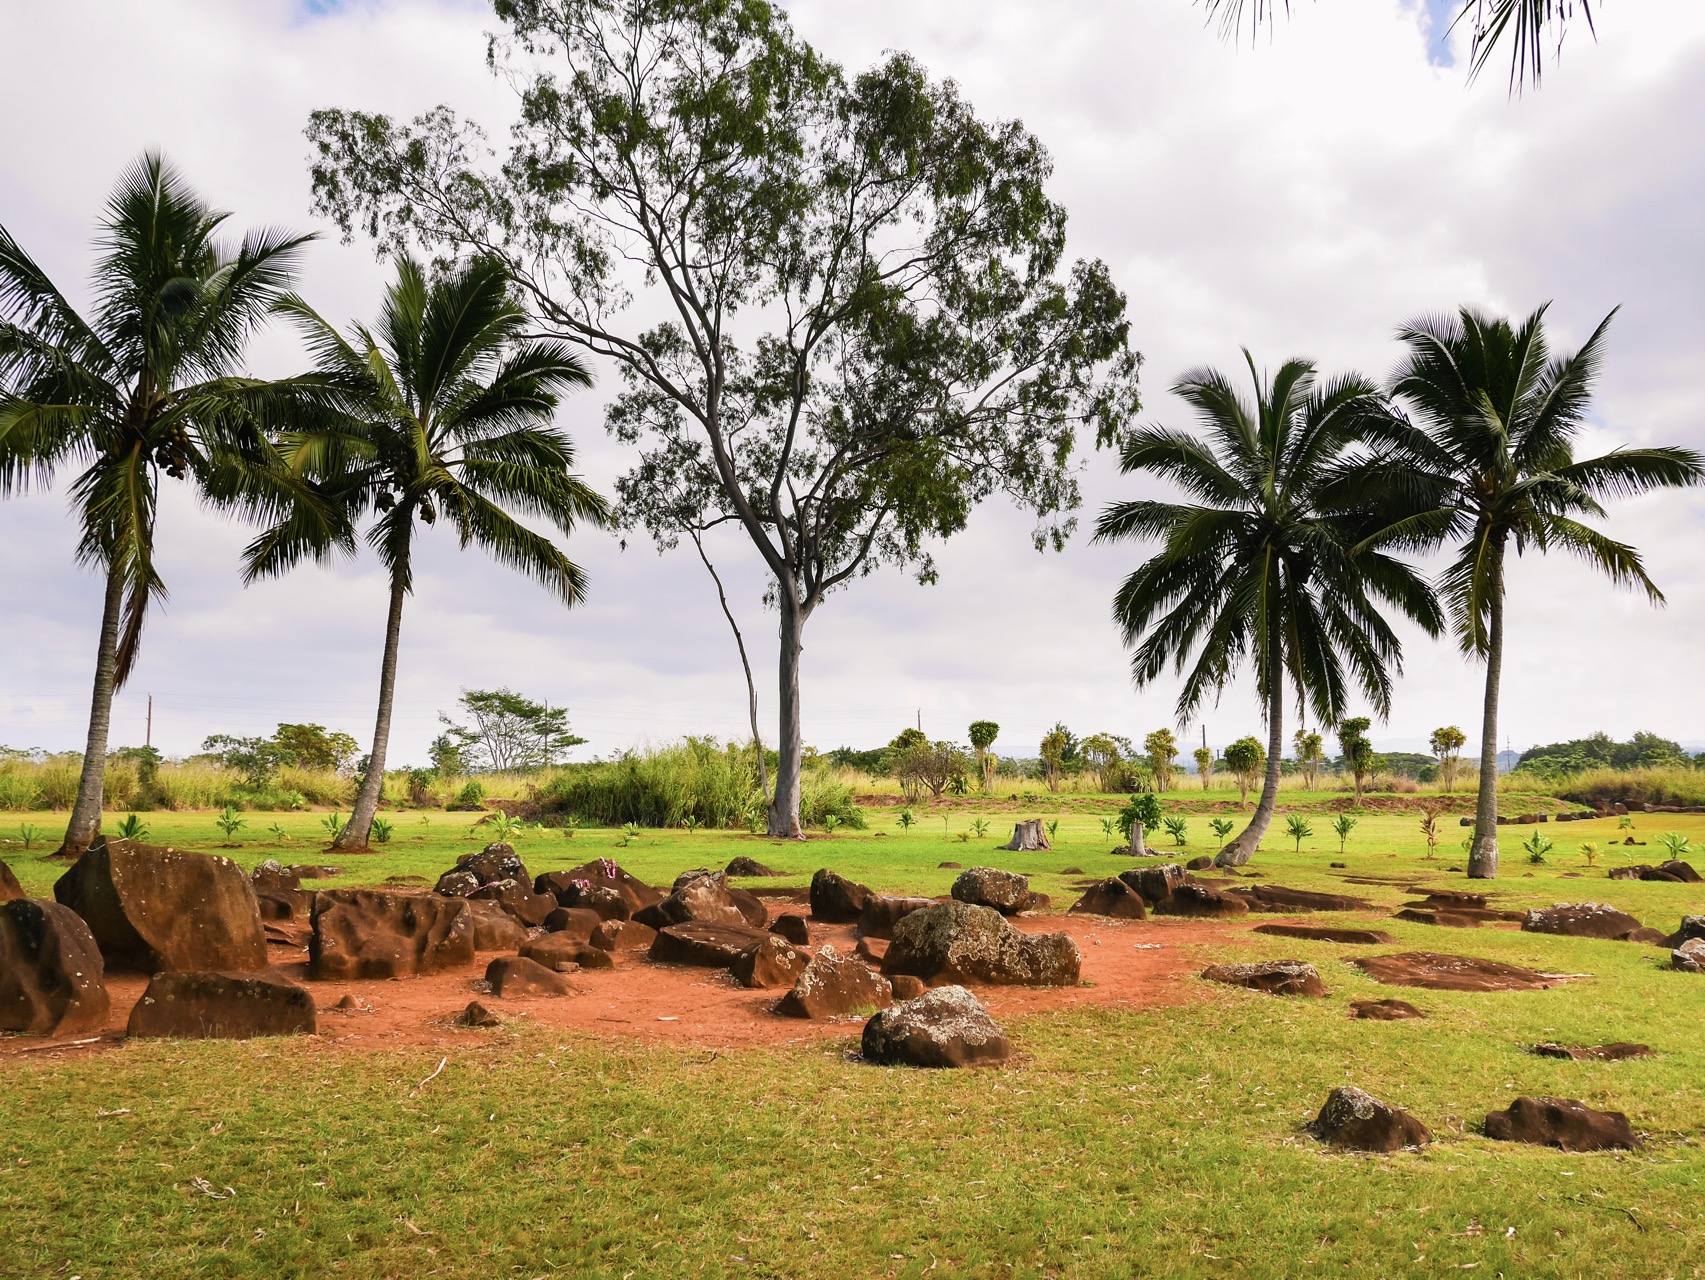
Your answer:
1131,822 -> 1146,857
1002,819 -> 1051,851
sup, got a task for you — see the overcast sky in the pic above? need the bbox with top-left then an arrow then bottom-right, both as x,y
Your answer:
3,0 -> 1703,764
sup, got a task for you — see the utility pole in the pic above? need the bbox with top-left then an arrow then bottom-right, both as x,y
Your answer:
917,708 -> 922,733
146,694 -> 153,749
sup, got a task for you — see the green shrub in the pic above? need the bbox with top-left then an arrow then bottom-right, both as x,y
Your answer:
1117,793 -> 1162,842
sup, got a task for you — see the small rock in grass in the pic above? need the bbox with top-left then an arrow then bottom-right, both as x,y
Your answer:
1672,937 -> 1705,973
937,861 -> 962,869
1483,1097 -> 1641,1151
1521,902 -> 1647,941
1532,1042 -> 1653,1061
1310,1086 -> 1430,1152
1349,998 -> 1425,1020
1059,866 -> 1083,875
1200,960 -> 1326,998
725,856 -> 781,877
861,985 -> 1009,1068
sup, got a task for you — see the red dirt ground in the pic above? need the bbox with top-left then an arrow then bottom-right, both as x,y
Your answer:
0,908 -> 1248,1062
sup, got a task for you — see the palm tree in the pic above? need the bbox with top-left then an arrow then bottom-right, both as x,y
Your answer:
1367,304 -> 1703,878
250,256 -> 608,850
1197,0 -> 1596,90
0,154 -> 317,857
1095,355 -> 1442,866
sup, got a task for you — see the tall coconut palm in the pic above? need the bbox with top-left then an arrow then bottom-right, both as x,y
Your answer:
0,153 -> 318,857
1366,305 -> 1704,878
250,255 -> 608,850
1095,355 -> 1442,866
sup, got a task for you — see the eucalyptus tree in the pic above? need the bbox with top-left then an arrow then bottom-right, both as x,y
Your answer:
303,0 -> 1140,836
1198,0 -> 1597,90
1366,304 -> 1703,877
248,255 -> 606,850
0,153 -> 317,857
968,721 -> 1001,792
1096,355 -> 1442,866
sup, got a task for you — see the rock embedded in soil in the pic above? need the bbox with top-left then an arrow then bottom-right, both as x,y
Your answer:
457,1000 -> 501,1028
543,906 -> 605,941
1532,1042 -> 1653,1061
725,856 -> 781,877
126,969 -> 316,1039
882,901 -> 1081,988
1309,1086 -> 1430,1152
589,919 -> 656,953
1393,907 -> 1482,929
649,921 -> 773,968
55,837 -> 267,975
464,900 -> 528,951
1200,960 -> 1327,997
1122,864 -> 1188,908
249,860 -> 301,894
861,985 -> 1010,1068
1185,855 -> 1214,871
858,896 -> 938,939
1154,883 -> 1250,919
769,914 -> 810,946
468,879 -> 557,927
937,861 -> 962,870
309,890 -> 476,981
520,934 -> 608,972
634,870 -> 767,932
730,936 -> 810,989
1069,877 -> 1149,920
1227,885 -> 1375,913
1483,1097 -> 1641,1151
809,869 -> 875,923
1349,998 -> 1425,1020
1254,923 -> 1394,945
1521,902 -> 1648,941
486,955 -> 577,998
1351,951 -> 1563,993
0,899 -> 110,1036
776,945 -> 893,1019
1672,937 -> 1705,973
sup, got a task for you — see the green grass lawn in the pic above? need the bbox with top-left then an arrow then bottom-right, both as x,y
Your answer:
2,804 -> 1702,1277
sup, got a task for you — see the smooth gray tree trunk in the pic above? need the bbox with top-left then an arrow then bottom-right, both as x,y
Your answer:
1217,668 -> 1285,868
692,532 -> 768,808
1468,552 -> 1505,879
335,571 -> 407,850
58,563 -> 126,858
767,595 -> 807,839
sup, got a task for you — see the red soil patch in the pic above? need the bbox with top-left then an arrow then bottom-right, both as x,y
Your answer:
0,910 -> 1240,1063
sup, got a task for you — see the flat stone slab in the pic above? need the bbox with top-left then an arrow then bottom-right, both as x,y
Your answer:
1350,998 -> 1425,1020
1200,960 -> 1326,997
1532,1042 -> 1653,1061
1351,951 -> 1579,992
1254,923 -> 1394,945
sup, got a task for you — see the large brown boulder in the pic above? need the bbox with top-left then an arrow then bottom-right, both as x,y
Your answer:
882,902 -> 1081,988
634,870 -> 767,931
54,838 -> 266,974
1201,960 -> 1327,997
0,899 -> 110,1036
543,907 -> 605,941
649,921 -> 772,968
861,985 -> 1010,1068
1522,902 -> 1647,941
1483,1097 -> 1640,1151
858,896 -> 937,939
1121,864 -> 1189,908
520,934 -> 608,971
1310,1087 -> 1430,1152
589,919 -> 657,953
1154,884 -> 1250,919
950,867 -> 1034,916
730,935 -> 810,989
810,869 -> 874,923
485,955 -> 577,998
769,914 -> 810,945
436,844 -> 554,924
536,860 -> 662,915
126,970 -> 316,1039
776,945 -> 893,1018
308,890 -> 476,980
1069,877 -> 1148,920
463,900 -> 528,951
0,859 -> 24,902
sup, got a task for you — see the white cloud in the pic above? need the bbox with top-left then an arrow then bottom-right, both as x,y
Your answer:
3,0 -> 1703,763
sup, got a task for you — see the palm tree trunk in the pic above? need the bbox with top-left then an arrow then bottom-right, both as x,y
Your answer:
1468,557 -> 1505,879
335,570 -> 407,850
766,592 -> 806,839
1218,669 -> 1285,868
57,563 -> 126,858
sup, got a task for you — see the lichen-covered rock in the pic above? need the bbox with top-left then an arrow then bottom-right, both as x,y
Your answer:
861,985 -> 1010,1068
308,890 -> 476,980
1672,937 -> 1705,973
809,869 -> 874,923
486,955 -> 577,997
1310,1086 -> 1429,1152
634,871 -> 767,931
54,838 -> 266,974
1069,877 -> 1148,920
1200,960 -> 1326,997
648,921 -> 773,968
249,860 -> 300,894
0,899 -> 109,1036
126,970 -> 316,1039
858,895 -> 937,938
882,902 -> 1081,988
776,945 -> 893,1018
730,935 -> 810,989
1522,902 -> 1647,941
536,860 -> 662,915
950,867 -> 1034,915
1483,1097 -> 1641,1151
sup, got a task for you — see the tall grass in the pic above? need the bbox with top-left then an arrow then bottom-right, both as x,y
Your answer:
1558,764 -> 1705,808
